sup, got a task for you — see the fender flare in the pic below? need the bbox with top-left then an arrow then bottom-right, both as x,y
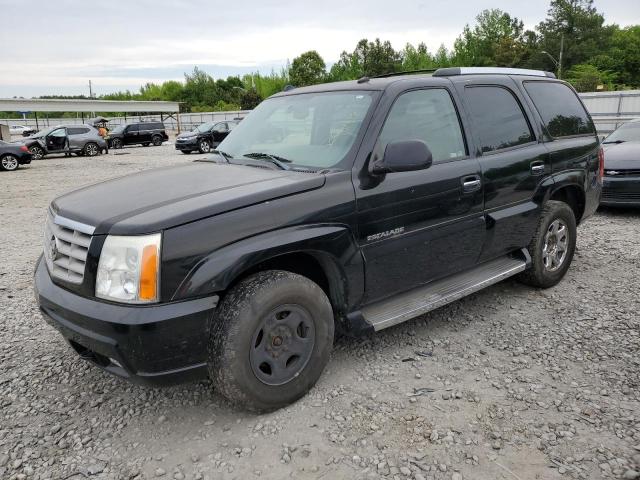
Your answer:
171,224 -> 364,311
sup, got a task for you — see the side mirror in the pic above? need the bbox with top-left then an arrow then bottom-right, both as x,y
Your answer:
371,140 -> 433,175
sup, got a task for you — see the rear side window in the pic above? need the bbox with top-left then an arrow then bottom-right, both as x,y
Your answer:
376,88 -> 467,162
67,127 -> 89,135
127,124 -> 139,132
524,81 -> 595,138
464,86 -> 534,153
151,122 -> 164,130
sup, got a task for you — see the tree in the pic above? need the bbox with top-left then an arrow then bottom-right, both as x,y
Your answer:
240,89 -> 262,110
536,0 -> 615,77
565,63 -> 614,91
290,51 -> 326,86
452,9 -> 530,67
330,38 -> 402,80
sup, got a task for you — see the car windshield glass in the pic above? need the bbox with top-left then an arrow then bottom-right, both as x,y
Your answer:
31,127 -> 57,138
604,122 -> 640,143
195,122 -> 215,133
218,91 -> 377,170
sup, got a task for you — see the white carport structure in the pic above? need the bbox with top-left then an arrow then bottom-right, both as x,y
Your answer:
0,98 -> 182,132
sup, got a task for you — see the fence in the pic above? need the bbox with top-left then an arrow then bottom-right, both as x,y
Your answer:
579,90 -> 640,135
0,110 -> 252,134
2,91 -> 640,136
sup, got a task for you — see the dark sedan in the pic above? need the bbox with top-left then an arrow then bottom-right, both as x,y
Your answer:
0,140 -> 32,171
601,119 -> 640,207
175,120 -> 238,154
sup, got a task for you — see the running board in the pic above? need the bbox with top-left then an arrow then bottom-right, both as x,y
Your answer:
361,253 -> 528,331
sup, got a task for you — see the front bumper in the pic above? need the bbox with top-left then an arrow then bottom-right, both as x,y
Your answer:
34,256 -> 218,385
175,139 -> 197,151
601,176 -> 640,207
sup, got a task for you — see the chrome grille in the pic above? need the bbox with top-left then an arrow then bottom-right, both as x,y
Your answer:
43,210 -> 94,284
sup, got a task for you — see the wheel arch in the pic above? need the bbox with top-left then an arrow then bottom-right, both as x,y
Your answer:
547,179 -> 586,225
169,224 -> 364,316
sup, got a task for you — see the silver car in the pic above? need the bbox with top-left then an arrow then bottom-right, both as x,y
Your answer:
24,125 -> 108,159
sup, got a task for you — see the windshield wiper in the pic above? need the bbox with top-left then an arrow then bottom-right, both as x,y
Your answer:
603,140 -> 625,144
211,149 -> 233,162
242,152 -> 292,170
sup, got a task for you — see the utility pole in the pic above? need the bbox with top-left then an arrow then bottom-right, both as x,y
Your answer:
558,34 -> 564,80
89,80 -> 93,98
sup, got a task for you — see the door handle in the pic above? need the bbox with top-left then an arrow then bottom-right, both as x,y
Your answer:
530,163 -> 545,176
462,176 -> 481,193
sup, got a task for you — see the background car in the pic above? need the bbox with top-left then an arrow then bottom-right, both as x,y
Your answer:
108,121 -> 168,149
0,140 -> 32,171
9,125 -> 37,137
175,120 -> 238,154
23,125 -> 107,159
601,119 -> 640,207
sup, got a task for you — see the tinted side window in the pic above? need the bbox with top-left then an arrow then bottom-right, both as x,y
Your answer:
151,123 -> 164,130
464,86 -> 534,153
126,124 -> 139,132
376,89 -> 466,162
524,81 -> 595,138
68,127 -> 89,135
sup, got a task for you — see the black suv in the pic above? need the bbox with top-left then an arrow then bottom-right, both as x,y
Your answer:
175,120 -> 239,154
35,68 -> 601,411
108,121 -> 168,148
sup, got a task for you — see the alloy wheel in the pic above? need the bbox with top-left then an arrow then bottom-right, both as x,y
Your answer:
1,155 -> 19,171
542,219 -> 569,272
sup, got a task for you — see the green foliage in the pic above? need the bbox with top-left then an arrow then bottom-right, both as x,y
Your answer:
565,63 -> 614,91
329,38 -> 402,80
290,51 -> 326,86
242,68 -> 290,99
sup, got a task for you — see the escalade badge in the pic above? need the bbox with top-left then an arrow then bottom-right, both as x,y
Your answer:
367,227 -> 405,242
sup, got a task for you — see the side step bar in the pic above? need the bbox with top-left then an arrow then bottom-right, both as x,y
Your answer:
361,252 -> 529,331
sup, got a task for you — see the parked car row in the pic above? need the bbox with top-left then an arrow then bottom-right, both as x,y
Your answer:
600,119 -> 640,207
175,120 -> 238,154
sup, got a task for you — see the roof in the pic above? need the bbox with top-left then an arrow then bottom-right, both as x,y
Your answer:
0,98 -> 180,113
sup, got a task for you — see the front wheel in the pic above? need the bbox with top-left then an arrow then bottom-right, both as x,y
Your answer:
151,135 -> 163,146
111,138 -> 123,149
29,146 -> 45,160
518,200 -> 577,288
198,140 -> 211,153
209,271 -> 334,411
0,155 -> 20,171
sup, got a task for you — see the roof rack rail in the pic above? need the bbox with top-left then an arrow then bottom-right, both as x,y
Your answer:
372,69 -> 437,79
433,67 -> 556,78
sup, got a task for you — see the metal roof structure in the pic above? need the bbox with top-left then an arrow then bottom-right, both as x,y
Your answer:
0,98 -> 180,113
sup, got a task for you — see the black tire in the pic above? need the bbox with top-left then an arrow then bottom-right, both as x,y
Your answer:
151,135 -> 163,146
181,150 -> 192,154
29,146 -> 45,160
83,142 -> 99,157
209,270 -> 334,411
0,154 -> 20,171
198,139 -> 211,154
111,138 -> 123,149
518,200 -> 577,288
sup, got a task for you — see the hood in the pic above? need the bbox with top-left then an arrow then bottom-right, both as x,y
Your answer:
603,141 -> 640,170
176,131 -> 199,138
51,162 -> 326,235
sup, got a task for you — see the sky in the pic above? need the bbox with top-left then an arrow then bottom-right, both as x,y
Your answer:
0,0 -> 639,98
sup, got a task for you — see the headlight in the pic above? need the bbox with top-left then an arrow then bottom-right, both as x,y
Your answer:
96,234 -> 161,303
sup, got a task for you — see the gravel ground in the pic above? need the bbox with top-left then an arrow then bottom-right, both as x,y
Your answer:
1,145 -> 639,480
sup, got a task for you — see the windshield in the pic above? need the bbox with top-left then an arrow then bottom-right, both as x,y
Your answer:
604,122 -> 640,143
195,122 -> 215,133
218,91 -> 376,170
31,126 -> 58,138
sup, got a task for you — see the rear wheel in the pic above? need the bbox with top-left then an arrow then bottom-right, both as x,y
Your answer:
29,146 -> 45,160
111,138 -> 123,149
151,135 -> 163,146
209,270 -> 334,411
518,200 -> 577,288
83,142 -> 99,157
0,155 -> 19,171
